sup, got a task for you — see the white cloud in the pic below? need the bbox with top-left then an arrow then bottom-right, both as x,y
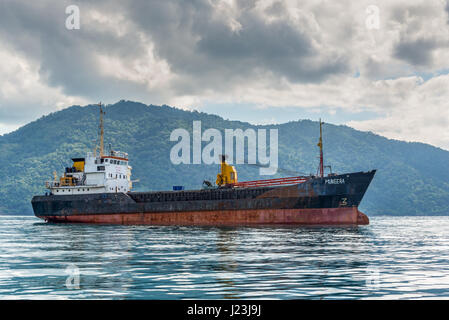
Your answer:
348,74 -> 449,150
0,47 -> 88,134
0,0 -> 448,150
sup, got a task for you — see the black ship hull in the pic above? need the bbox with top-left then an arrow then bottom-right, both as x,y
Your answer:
32,170 -> 376,225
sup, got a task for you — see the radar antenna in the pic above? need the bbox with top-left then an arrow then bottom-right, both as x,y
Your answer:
98,102 -> 105,157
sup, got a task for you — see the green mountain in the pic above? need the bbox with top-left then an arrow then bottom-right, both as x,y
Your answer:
1,100 -> 449,216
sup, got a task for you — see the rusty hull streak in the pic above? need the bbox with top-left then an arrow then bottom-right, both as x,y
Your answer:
39,207 -> 369,226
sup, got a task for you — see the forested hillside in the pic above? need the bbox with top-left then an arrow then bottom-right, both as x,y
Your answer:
1,100 -> 448,215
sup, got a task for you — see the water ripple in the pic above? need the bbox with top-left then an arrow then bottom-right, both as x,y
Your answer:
0,216 -> 448,299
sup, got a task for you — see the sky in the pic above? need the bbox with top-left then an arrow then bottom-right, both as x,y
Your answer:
0,0 -> 448,150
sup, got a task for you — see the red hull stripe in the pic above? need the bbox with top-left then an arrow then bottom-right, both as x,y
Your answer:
40,207 -> 369,225
232,176 -> 307,187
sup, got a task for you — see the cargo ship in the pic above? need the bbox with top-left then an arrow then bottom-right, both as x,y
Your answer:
32,104 -> 376,225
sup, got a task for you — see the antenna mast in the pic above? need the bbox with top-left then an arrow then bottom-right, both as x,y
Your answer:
317,119 -> 324,178
98,102 -> 105,157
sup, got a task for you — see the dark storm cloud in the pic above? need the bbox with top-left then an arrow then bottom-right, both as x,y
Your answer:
394,38 -> 437,66
390,3 -> 448,68
446,0 -> 449,23
0,0 -> 350,102
0,0 -> 157,101
125,0 -> 349,90
194,10 -> 347,83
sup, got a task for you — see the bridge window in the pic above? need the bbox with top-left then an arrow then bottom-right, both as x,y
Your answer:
97,166 -> 105,171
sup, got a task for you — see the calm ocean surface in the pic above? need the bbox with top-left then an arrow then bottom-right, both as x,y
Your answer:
0,215 -> 448,299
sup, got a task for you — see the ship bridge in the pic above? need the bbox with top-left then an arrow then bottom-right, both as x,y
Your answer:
45,103 -> 133,195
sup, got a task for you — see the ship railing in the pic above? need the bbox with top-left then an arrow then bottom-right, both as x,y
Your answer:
109,150 -> 128,159
230,176 -> 309,188
46,181 -> 60,188
45,180 -> 87,188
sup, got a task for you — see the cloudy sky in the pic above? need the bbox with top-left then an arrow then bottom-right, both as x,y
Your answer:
1,0 -> 449,150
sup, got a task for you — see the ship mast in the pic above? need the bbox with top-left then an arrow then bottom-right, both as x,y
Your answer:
99,102 -> 105,157
317,119 -> 324,178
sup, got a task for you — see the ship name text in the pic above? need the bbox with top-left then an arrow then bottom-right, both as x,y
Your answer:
325,178 -> 345,184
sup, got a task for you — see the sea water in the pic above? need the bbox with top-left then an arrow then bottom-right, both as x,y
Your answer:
0,215 -> 448,299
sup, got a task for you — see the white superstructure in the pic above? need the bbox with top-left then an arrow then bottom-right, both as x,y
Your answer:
46,150 -> 133,195
45,103 -> 133,195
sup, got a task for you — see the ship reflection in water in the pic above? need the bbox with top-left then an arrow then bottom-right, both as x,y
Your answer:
1,215 -> 449,299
